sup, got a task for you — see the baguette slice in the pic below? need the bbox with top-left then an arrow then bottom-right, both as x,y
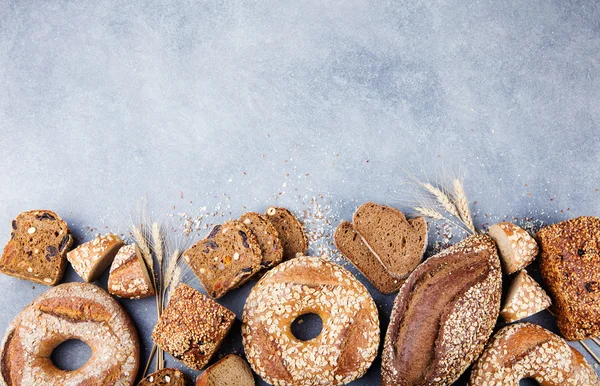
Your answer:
488,222 -> 538,274
500,270 -> 551,323
67,234 -> 124,282
138,368 -> 188,386
353,202 -> 427,279
108,244 -> 155,299
265,207 -> 307,261
196,355 -> 255,386
334,221 -> 402,293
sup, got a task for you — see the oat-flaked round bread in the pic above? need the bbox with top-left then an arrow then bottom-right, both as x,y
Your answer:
0,282 -> 139,386
382,234 -> 502,386
242,256 -> 379,386
469,323 -> 600,385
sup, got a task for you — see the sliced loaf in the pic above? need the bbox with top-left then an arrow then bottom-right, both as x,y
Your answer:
138,368 -> 188,386
196,354 -> 255,386
239,212 -> 283,270
265,207 -> 307,261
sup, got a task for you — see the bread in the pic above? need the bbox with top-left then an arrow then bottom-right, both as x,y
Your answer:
195,355 -> 254,386
265,207 -> 307,261
334,221 -> 402,293
0,282 -> 139,385
536,216 -> 600,340
469,323 -> 600,385
353,202 -> 426,279
488,222 -> 538,274
500,269 -> 551,323
183,220 -> 261,298
152,284 -> 236,370
108,244 -> 155,299
382,234 -> 502,386
0,210 -> 73,285
138,368 -> 188,386
67,233 -> 124,282
239,212 -> 283,270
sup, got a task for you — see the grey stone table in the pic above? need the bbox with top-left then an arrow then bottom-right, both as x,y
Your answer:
1,1 -> 599,384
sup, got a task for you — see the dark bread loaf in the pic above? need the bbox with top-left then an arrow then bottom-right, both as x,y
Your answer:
152,284 -> 236,370
138,368 -> 188,386
0,210 -> 73,285
265,207 -> 307,261
239,212 -> 283,270
334,221 -> 402,293
536,216 -> 600,340
353,202 -> 426,279
382,234 -> 502,386
195,354 -> 255,386
184,220 -> 262,298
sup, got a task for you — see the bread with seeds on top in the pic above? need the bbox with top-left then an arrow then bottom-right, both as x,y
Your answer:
500,269 -> 551,323
108,244 -> 155,299
488,222 -> 538,274
138,368 -> 188,386
67,233 -> 124,282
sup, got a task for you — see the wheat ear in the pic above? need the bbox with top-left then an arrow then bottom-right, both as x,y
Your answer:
414,206 -> 471,234
132,226 -> 153,271
452,179 -> 477,234
421,182 -> 462,219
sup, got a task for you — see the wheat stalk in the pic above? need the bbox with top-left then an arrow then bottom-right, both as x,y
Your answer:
415,206 -> 471,234
421,182 -> 462,219
132,225 -> 153,271
452,179 -> 477,234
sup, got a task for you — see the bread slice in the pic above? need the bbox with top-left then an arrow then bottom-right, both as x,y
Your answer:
488,222 -> 538,274
183,220 -> 261,298
382,235 -> 502,386
108,244 -> 155,299
152,284 -> 236,370
334,221 -> 402,293
138,368 -> 188,386
196,355 -> 255,386
67,233 -> 124,282
0,210 -> 73,285
353,202 -> 426,279
536,216 -> 600,340
239,212 -> 283,270
500,270 -> 551,323
265,207 -> 307,261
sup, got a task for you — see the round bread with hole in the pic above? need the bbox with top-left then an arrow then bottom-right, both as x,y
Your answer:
0,282 -> 139,385
242,256 -> 379,386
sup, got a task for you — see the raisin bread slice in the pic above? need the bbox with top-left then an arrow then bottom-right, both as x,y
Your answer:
0,210 -> 73,285
138,368 -> 188,386
67,233 -> 124,282
265,207 -> 307,261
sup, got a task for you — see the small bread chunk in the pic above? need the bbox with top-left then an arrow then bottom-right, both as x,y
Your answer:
108,244 -> 155,299
353,202 -> 426,279
488,222 -> 538,274
334,221 -> 402,293
239,212 -> 283,270
0,210 -> 73,285
153,284 -> 236,370
536,216 -> 600,340
500,270 -> 552,323
265,207 -> 307,261
196,354 -> 255,386
67,234 -> 124,282
184,220 -> 261,298
138,368 -> 188,386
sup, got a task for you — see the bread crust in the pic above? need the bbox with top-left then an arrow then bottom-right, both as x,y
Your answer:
0,282 -> 139,386
382,234 -> 502,386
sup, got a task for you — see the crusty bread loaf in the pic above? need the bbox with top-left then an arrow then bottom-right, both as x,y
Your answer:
265,207 -> 307,261
353,202 -> 426,279
488,222 -> 538,274
0,210 -> 73,285
108,244 -> 155,299
469,323 -> 600,385
382,234 -> 502,386
67,233 -> 124,282
195,355 -> 254,386
183,220 -> 261,298
500,269 -> 551,323
536,216 -> 600,340
239,212 -> 283,271
152,284 -> 236,370
334,221 -> 402,293
138,368 -> 188,386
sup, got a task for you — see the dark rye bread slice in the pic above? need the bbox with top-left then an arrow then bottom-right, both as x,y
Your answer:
239,212 -> 283,270
265,207 -> 307,261
184,220 -> 261,298
382,235 -> 502,386
334,221 -> 403,294
0,210 -> 73,285
353,202 -> 426,279
138,368 -> 188,386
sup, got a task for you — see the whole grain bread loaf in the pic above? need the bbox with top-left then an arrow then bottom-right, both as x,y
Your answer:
382,234 -> 502,386
195,355 -> 255,386
239,212 -> 283,271
353,202 -> 427,279
334,221 -> 402,293
0,210 -> 73,285
536,216 -> 600,340
265,207 -> 307,261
